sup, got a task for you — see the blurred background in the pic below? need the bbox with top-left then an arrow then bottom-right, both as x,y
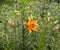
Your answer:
0,0 -> 60,50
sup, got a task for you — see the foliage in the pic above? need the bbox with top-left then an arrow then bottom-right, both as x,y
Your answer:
0,0 -> 60,50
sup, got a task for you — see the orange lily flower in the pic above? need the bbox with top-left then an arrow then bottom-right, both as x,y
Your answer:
24,17 -> 39,33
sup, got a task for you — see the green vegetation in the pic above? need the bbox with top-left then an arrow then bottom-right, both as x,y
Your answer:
0,0 -> 60,50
